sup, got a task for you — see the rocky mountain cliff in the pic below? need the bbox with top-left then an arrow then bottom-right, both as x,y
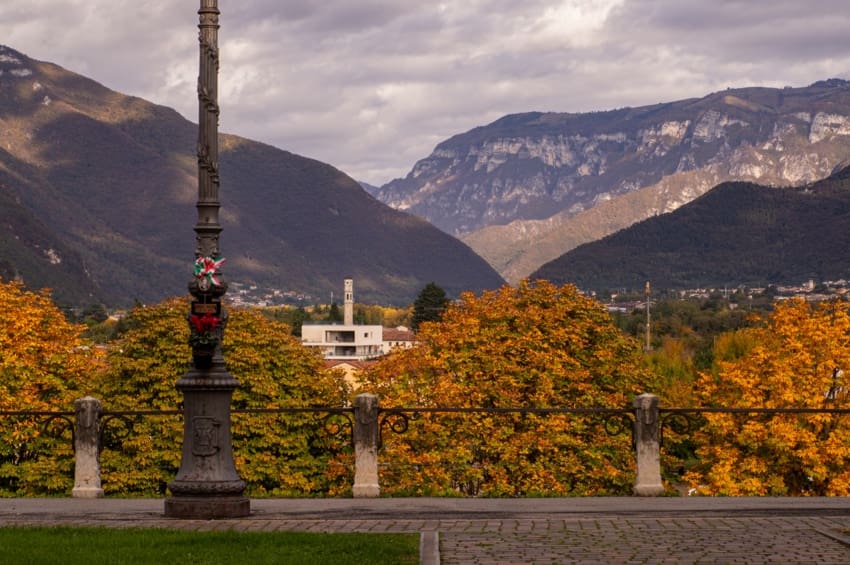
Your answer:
0,46 -> 504,307
531,165 -> 850,292
369,80 -> 850,282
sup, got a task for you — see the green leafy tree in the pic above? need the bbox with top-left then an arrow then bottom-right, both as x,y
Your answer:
411,282 -> 449,332
358,280 -> 654,496
327,302 -> 343,323
289,306 -> 308,336
259,306 -> 310,337
357,305 -> 388,325
81,303 -> 109,324
354,307 -> 367,324
92,298 -> 352,496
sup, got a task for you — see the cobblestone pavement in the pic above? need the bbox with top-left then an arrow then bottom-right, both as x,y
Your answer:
2,498 -> 850,564
437,516 -> 850,564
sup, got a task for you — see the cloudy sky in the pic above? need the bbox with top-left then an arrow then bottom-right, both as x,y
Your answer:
2,1 -> 849,185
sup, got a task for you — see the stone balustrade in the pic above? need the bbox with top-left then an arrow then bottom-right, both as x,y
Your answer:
58,393 -> 664,498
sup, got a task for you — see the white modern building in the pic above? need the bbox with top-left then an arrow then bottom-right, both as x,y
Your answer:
301,279 -> 384,360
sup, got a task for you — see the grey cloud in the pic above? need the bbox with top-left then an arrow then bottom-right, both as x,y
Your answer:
606,0 -> 850,63
2,1 -> 850,184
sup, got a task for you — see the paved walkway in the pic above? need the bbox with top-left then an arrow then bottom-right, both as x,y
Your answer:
2,497 -> 850,564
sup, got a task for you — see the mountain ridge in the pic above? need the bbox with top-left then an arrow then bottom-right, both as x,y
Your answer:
0,45 -> 504,307
367,80 -> 850,282
531,165 -> 850,291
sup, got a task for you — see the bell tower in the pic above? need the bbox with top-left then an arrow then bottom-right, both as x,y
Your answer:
344,278 -> 354,325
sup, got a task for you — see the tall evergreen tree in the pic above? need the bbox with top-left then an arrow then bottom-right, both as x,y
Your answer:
289,306 -> 308,337
412,282 -> 449,332
354,307 -> 367,324
327,302 -> 343,322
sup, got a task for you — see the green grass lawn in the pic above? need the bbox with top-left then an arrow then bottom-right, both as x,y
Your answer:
0,527 -> 418,565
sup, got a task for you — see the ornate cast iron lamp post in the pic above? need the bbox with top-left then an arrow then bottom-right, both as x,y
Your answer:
164,0 -> 250,519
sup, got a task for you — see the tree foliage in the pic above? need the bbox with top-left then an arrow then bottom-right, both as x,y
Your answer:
686,299 -> 850,495
0,280 -> 95,495
411,282 -> 449,332
613,295 -> 756,374
92,298 -> 352,496
358,280 -> 654,496
327,302 -> 342,322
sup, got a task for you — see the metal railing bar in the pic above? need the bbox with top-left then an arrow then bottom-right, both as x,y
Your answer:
380,407 -> 631,415
661,407 -> 850,415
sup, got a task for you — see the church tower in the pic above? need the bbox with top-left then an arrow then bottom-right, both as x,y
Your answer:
344,278 -> 354,325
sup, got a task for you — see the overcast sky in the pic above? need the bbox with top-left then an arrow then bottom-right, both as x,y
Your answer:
2,1 -> 849,185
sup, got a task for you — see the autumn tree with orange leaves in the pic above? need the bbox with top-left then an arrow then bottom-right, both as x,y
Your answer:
0,284 -> 352,496
0,280 -> 96,494
357,280 -> 656,496
686,299 -> 850,495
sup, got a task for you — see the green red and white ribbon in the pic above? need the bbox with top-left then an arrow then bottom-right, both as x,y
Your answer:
194,256 -> 225,286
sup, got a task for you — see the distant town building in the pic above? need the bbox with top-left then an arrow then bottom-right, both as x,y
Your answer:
382,326 -> 416,352
323,358 -> 377,391
301,279 -> 383,360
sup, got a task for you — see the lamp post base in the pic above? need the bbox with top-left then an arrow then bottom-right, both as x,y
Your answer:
164,495 -> 250,519
165,365 -> 248,519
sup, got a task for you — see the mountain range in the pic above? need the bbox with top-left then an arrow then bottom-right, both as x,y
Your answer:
367,80 -> 850,283
7,43 -> 850,306
0,46 -> 504,307
531,165 -> 850,292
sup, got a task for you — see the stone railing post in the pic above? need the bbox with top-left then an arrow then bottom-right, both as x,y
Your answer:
353,393 -> 380,497
633,393 -> 664,496
72,396 -> 104,498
